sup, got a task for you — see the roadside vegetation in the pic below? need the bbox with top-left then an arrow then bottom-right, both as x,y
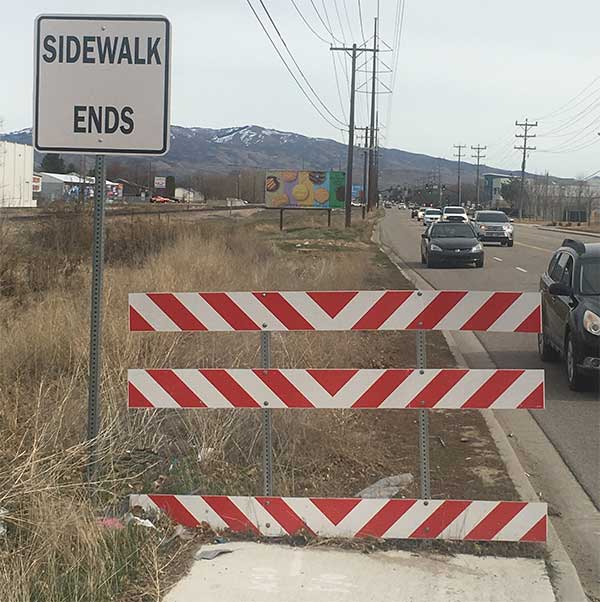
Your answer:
0,209 -> 525,601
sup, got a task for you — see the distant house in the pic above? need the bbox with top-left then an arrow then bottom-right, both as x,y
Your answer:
483,173 -> 513,207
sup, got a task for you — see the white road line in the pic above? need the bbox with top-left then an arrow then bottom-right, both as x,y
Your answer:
493,257 -> 503,262
516,267 -> 527,273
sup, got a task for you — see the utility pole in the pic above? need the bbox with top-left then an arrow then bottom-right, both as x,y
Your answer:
331,37 -> 378,227
471,145 -> 486,207
354,126 -> 369,217
515,119 -> 537,219
374,110 -> 380,208
453,145 -> 466,205
367,17 -> 378,212
437,160 -> 443,206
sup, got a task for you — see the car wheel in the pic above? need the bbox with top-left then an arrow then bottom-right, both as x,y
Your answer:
507,240 -> 514,247
426,256 -> 436,268
421,251 -> 426,264
565,332 -> 586,391
538,331 -> 557,362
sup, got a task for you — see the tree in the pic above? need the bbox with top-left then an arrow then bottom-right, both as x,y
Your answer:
501,180 -> 524,213
40,153 -> 66,174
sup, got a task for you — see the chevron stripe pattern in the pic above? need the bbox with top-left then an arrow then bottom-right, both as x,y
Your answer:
128,290 -> 542,333
130,495 -> 547,542
128,368 -> 545,410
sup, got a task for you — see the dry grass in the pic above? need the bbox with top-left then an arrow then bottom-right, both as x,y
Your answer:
0,208 -> 523,601
0,210 -> 410,600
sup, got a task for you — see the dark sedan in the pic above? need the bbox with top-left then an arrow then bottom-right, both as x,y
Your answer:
421,222 -> 484,268
539,239 -> 600,390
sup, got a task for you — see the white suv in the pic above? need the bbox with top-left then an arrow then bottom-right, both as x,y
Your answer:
423,208 -> 442,226
442,206 -> 468,223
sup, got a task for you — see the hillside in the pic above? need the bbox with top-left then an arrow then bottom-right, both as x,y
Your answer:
0,124 -> 515,186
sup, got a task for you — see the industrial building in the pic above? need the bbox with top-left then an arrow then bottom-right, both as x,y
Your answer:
0,141 -> 35,207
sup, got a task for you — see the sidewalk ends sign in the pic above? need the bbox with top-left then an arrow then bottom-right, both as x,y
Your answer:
33,14 -> 171,155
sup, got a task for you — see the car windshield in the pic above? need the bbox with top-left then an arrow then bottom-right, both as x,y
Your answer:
444,207 -> 465,214
477,212 -> 508,222
580,258 -> 600,295
430,224 -> 475,238
425,209 -> 441,214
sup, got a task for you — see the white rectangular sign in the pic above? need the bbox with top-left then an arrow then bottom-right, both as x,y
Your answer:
154,176 -> 166,188
34,14 -> 171,155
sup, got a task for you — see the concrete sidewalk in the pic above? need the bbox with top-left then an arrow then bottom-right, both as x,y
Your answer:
164,542 -> 555,602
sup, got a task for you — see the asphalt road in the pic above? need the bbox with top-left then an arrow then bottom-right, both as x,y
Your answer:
380,210 -> 600,508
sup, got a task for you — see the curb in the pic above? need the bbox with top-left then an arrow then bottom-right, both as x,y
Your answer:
375,223 -> 588,602
535,226 -> 600,239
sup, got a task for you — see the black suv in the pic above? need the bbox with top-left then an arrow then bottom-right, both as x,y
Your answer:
539,239 -> 600,390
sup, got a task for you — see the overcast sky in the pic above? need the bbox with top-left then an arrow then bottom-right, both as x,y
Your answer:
1,0 -> 598,178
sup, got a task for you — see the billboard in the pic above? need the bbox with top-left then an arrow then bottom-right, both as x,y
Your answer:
352,184 -> 364,202
265,170 -> 345,209
154,176 -> 167,189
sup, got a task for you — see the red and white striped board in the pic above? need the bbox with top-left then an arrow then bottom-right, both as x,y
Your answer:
131,494 -> 547,542
129,290 -> 541,333
128,368 -> 544,410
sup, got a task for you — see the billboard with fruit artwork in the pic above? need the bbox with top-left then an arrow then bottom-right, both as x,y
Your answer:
265,170 -> 345,209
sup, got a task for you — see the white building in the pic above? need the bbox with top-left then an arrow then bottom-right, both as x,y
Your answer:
0,141 -> 35,207
39,172 -> 123,203
175,187 -> 203,203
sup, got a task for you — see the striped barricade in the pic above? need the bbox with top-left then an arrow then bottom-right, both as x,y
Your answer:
128,368 -> 545,410
131,495 -> 547,543
128,289 -> 547,542
129,290 -> 542,333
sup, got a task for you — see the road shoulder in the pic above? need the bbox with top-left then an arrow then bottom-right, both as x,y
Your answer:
375,221 -> 589,602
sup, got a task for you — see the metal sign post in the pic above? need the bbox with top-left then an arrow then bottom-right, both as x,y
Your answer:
87,154 -> 106,485
417,330 -> 431,499
261,331 -> 273,496
33,14 -> 172,487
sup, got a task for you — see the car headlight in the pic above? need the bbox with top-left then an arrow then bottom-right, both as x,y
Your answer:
471,243 -> 483,252
480,224 -> 486,230
583,310 -> 600,336
430,244 -> 442,251
503,224 -> 513,232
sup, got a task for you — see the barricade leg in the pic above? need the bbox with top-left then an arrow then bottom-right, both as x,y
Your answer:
417,330 -> 431,499
261,331 -> 273,495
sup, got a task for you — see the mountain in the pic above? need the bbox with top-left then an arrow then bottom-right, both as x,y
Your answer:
0,124 -> 515,186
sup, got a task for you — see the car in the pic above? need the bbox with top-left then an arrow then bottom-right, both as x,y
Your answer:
442,206 -> 469,223
150,195 -> 174,203
421,221 -> 484,268
398,203 -> 407,210
411,207 -> 419,218
538,239 -> 600,391
384,200 -> 392,208
417,207 -> 427,221
423,208 -> 442,226
472,210 -> 514,246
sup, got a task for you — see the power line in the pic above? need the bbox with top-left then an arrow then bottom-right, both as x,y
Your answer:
245,0 -> 346,130
357,0 -> 365,40
309,0 -> 343,43
540,97 -> 600,136
535,75 -> 600,121
288,0 -> 331,43
256,0 -> 346,127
